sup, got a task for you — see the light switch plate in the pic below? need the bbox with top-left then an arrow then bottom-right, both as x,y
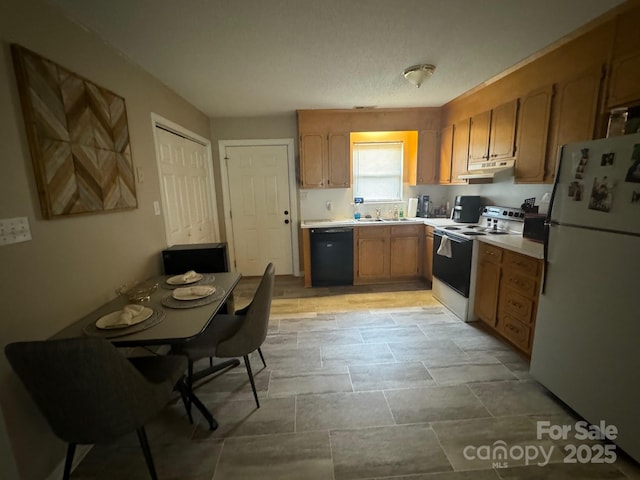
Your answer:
0,217 -> 32,246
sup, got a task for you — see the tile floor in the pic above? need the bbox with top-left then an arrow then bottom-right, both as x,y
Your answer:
73,277 -> 640,479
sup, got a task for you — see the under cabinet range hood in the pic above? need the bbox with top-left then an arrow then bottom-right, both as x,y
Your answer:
458,159 -> 515,180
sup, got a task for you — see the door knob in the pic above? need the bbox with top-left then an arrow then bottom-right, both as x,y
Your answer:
284,219 -> 290,224
284,210 -> 289,215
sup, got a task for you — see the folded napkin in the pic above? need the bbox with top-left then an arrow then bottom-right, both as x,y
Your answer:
173,285 -> 215,300
99,304 -> 146,329
436,236 -> 452,258
180,270 -> 199,282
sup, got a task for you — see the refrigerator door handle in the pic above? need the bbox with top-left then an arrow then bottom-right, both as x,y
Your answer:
541,144 -> 564,296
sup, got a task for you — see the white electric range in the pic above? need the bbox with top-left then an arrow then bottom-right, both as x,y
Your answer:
431,206 -> 525,322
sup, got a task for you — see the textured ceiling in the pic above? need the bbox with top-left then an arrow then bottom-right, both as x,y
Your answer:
49,0 -> 624,118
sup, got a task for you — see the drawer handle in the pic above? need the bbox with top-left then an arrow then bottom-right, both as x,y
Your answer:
507,323 -> 520,333
508,299 -> 524,309
486,251 -> 495,256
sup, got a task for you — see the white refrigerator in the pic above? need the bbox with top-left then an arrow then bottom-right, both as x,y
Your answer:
530,133 -> 640,462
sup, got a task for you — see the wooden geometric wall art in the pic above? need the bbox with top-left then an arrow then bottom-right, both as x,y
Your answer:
11,44 -> 137,219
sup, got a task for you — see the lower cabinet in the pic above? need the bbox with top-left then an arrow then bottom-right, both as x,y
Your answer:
423,225 -> 434,283
354,225 -> 422,285
474,243 -> 542,355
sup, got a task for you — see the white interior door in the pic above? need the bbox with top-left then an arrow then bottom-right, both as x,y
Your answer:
225,145 -> 293,276
156,127 -> 217,246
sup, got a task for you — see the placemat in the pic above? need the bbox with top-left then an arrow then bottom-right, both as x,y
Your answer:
161,273 -> 216,290
83,309 -> 165,339
161,287 -> 226,309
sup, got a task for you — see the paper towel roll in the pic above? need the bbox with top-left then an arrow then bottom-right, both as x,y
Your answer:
407,198 -> 418,218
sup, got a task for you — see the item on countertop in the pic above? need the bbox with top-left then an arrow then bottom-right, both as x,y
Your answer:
166,270 -> 204,285
521,197 -> 538,213
95,305 -> 152,330
173,285 -> 216,301
115,281 -> 159,302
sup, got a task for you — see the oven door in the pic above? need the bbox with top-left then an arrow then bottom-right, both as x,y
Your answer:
432,231 -> 473,297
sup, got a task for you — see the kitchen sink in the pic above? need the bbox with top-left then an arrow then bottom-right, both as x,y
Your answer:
356,218 -> 386,222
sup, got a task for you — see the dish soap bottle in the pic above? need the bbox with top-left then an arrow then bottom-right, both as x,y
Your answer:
399,206 -> 404,219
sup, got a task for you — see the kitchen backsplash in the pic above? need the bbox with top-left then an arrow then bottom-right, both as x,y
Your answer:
299,177 -> 551,221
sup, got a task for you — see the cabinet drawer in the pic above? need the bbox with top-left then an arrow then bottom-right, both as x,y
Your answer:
499,287 -> 534,324
503,250 -> 539,276
497,313 -> 531,352
502,269 -> 537,297
478,243 -> 503,264
356,226 -> 390,238
391,224 -> 422,236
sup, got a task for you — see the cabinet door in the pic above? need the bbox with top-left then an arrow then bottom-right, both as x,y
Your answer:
489,99 -> 518,160
608,52 -> 640,108
515,85 -> 553,183
468,110 -> 491,164
424,227 -> 434,282
474,260 -> 501,327
451,119 -> 470,184
438,125 -> 453,184
357,237 -> 389,280
300,133 -> 326,188
416,130 -> 438,184
546,65 -> 603,182
390,236 -> 420,277
327,133 -> 350,187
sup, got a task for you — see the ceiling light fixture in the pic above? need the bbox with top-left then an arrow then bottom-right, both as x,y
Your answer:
403,64 -> 436,88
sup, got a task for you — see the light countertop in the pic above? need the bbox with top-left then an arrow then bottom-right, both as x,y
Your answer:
301,218 -> 426,228
477,235 -> 544,259
301,217 -> 544,259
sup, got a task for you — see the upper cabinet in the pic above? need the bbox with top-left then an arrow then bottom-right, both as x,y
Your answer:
450,119 -> 470,184
468,100 -> 518,166
416,130 -> 438,184
514,85 -> 554,183
299,132 -> 350,188
298,108 -> 441,188
608,5 -> 640,108
438,125 -> 453,183
298,111 -> 350,188
545,65 -> 604,182
608,52 -> 640,107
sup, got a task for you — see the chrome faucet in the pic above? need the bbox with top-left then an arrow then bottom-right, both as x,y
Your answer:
375,208 -> 381,220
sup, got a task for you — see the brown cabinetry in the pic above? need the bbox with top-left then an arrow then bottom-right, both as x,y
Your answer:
450,119 -> 470,184
299,132 -> 350,188
423,225 -> 434,283
474,244 -> 503,327
469,100 -> 518,165
474,243 -> 542,355
354,224 -> 421,285
437,125 -> 453,184
607,52 -> 640,108
545,65 -> 604,182
514,85 -> 554,183
356,226 -> 390,282
416,130 -> 438,184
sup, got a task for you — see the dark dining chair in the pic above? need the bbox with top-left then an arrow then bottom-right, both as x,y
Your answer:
5,337 -> 188,480
178,262 -> 275,409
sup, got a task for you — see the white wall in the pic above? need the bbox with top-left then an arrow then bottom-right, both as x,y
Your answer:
0,1 -> 211,478
299,178 -> 551,221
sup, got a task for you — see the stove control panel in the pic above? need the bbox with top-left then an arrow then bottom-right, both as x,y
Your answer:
482,205 -> 525,221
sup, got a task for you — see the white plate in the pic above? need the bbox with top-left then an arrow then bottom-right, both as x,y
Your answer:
166,272 -> 204,285
172,286 -> 216,301
95,307 -> 153,330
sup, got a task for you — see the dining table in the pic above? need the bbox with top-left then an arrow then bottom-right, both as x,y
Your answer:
53,271 -> 243,430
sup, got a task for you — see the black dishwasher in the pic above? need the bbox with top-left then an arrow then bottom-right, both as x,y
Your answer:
310,228 -> 354,286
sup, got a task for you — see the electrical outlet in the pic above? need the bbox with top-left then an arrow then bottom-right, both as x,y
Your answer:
0,217 -> 32,246
153,201 -> 161,215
